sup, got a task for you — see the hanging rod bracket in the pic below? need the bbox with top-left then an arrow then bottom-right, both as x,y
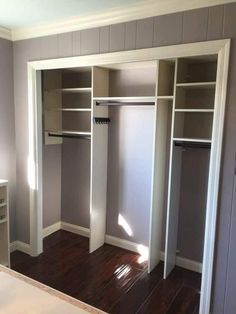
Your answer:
94,117 -> 110,124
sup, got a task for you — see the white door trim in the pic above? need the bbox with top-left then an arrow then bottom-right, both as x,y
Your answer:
27,39 -> 230,314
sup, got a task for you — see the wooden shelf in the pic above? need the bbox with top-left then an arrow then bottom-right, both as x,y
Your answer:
0,202 -> 7,208
173,137 -> 212,143
175,109 -> 214,113
176,82 -> 216,89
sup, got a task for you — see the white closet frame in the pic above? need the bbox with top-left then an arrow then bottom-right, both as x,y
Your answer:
27,39 -> 230,314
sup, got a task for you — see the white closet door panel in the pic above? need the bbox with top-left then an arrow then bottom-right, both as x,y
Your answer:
89,106 -> 108,253
148,102 -> 170,272
164,146 -> 182,278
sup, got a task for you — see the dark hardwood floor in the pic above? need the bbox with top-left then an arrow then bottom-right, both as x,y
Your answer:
11,230 -> 200,313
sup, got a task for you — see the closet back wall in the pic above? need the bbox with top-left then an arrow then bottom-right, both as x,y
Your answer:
13,3 -> 236,313
0,38 -> 15,241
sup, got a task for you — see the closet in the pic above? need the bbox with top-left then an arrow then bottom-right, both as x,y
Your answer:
41,55 -> 218,283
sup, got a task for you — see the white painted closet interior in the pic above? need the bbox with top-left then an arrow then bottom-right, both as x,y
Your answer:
42,55 -> 217,281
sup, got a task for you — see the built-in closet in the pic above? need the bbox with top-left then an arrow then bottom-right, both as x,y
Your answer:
42,55 -> 218,286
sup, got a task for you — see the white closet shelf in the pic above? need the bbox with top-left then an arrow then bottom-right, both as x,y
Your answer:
94,96 -> 156,105
46,130 -> 91,136
175,109 -> 214,113
58,87 -> 92,93
0,218 -> 7,224
173,137 -> 212,143
60,108 -> 92,112
176,82 -> 216,89
0,202 -> 7,208
156,96 -> 174,100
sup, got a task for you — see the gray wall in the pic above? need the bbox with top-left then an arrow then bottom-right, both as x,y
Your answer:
0,38 -> 15,241
106,106 -> 154,246
12,3 -> 236,312
43,145 -> 61,228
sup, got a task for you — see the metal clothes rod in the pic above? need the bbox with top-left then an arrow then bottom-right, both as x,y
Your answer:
96,101 -> 155,106
48,132 -> 91,140
174,141 -> 211,149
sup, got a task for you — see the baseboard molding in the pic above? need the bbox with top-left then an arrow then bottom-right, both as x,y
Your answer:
10,241 -> 30,255
43,221 -> 61,238
104,234 -> 140,254
10,222 -> 202,274
61,221 -> 90,238
160,251 -> 202,273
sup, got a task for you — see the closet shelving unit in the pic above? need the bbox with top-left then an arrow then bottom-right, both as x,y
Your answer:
42,55 -> 218,282
43,68 -> 92,144
163,56 -> 217,277
0,180 -> 10,267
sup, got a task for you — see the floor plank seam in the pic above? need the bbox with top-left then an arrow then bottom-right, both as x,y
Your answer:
108,268 -> 146,312
165,283 -> 184,313
135,274 -> 166,313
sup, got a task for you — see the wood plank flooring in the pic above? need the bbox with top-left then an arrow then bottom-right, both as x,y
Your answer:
11,230 -> 200,313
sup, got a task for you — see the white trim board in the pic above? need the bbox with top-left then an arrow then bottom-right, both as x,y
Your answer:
10,241 -> 30,255
28,40 -> 230,314
0,0 -> 234,41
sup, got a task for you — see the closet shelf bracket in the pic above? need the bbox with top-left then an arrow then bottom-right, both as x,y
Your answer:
94,117 -> 110,124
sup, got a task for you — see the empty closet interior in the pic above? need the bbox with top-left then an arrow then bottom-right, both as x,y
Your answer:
41,55 -> 218,284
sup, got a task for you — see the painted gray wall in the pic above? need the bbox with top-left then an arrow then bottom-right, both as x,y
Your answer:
106,106 -> 154,246
0,38 -> 16,241
42,145 -> 61,228
12,3 -> 236,312
61,139 -> 90,227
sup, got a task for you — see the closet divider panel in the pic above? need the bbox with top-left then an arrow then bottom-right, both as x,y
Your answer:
164,60 -> 180,278
148,60 -> 174,273
89,67 -> 109,253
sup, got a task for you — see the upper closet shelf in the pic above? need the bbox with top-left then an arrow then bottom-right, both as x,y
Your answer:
94,96 -> 156,106
156,96 -> 174,100
58,87 -> 92,93
175,109 -> 214,113
173,137 -> 212,143
176,82 -> 216,89
60,108 -> 91,112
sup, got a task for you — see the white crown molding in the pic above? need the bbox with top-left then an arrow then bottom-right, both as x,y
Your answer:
7,0 -> 235,41
0,26 -> 12,41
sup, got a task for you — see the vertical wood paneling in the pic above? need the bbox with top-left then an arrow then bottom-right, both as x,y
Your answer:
58,33 -> 73,57
109,24 -> 125,52
27,38 -> 41,61
182,8 -> 208,43
99,26 -> 109,53
40,34 -> 58,59
81,28 -> 100,55
207,5 -> 224,40
223,2 -> 236,37
136,18 -> 154,49
224,173 -> 236,313
211,5 -> 236,311
153,13 -> 183,47
125,21 -> 136,50
72,31 -> 81,56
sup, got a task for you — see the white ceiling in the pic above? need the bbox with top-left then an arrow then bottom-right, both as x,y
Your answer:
0,0 -> 144,29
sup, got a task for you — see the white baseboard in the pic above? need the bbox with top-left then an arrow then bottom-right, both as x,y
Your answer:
10,222 -> 202,274
43,221 -> 61,238
160,251 -> 202,273
10,241 -> 30,255
104,234 -> 140,254
61,221 -> 90,238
